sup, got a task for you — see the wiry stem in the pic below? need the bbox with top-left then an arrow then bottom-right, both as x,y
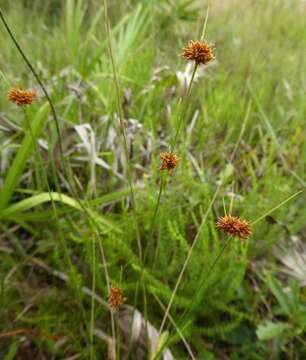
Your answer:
158,184 -> 222,336
103,0 -> 142,262
153,294 -> 196,360
171,63 -> 198,151
143,174 -> 165,264
251,190 -> 303,226
97,233 -> 116,354
90,237 -> 96,360
178,236 -> 232,324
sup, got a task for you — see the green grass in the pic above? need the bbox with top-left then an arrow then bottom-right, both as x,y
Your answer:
0,0 -> 305,359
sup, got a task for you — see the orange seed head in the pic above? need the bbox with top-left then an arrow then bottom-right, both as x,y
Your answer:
160,152 -> 179,172
216,215 -> 252,241
108,285 -> 126,311
7,88 -> 37,106
181,40 -> 214,65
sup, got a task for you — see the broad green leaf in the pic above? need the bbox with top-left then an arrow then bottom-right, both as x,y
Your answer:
0,192 -> 81,218
3,340 -> 20,360
0,103 -> 49,210
268,276 -> 292,316
0,191 -> 120,233
0,187 -> 134,226
256,321 -> 290,340
150,331 -> 169,360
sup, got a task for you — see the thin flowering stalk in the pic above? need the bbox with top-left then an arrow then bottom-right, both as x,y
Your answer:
170,63 -> 198,151
158,184 -> 221,336
153,293 -> 196,360
22,107 -> 42,188
102,4 -> 146,350
103,0 -> 142,262
170,5 -> 211,152
142,175 -> 166,264
90,237 -> 96,360
251,190 -> 303,226
96,232 -> 116,349
200,5 -> 210,42
177,236 -> 233,325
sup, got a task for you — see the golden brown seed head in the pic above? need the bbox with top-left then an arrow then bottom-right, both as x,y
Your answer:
108,285 -> 126,311
216,215 -> 252,241
181,40 -> 214,65
160,152 -> 179,172
7,88 -> 37,106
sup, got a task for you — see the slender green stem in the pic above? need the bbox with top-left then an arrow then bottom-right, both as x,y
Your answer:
143,174 -> 165,264
171,63 -> 198,152
178,236 -> 232,324
251,190 -> 303,226
138,174 -> 165,352
90,237 -> 96,360
103,0 -> 142,262
200,5 -> 210,41
96,229 -> 116,352
158,182 -> 223,336
22,107 -> 41,189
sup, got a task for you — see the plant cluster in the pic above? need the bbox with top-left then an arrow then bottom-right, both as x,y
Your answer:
0,1 -> 305,359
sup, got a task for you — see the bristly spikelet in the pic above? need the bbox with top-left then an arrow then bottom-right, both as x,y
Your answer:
181,40 -> 214,65
108,285 -> 126,311
216,215 -> 252,241
160,152 -> 179,172
7,88 -> 37,106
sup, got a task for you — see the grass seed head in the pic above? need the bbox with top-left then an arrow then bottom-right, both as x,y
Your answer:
7,88 -> 37,106
181,40 -> 214,65
216,215 -> 252,241
160,152 -> 179,172
108,285 -> 126,311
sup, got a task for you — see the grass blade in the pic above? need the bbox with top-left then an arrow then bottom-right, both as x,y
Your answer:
0,103 -> 49,210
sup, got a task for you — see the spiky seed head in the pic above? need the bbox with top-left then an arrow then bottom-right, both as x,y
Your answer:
181,40 -> 214,65
7,88 -> 37,106
108,285 -> 126,311
160,152 -> 179,172
216,215 -> 252,241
